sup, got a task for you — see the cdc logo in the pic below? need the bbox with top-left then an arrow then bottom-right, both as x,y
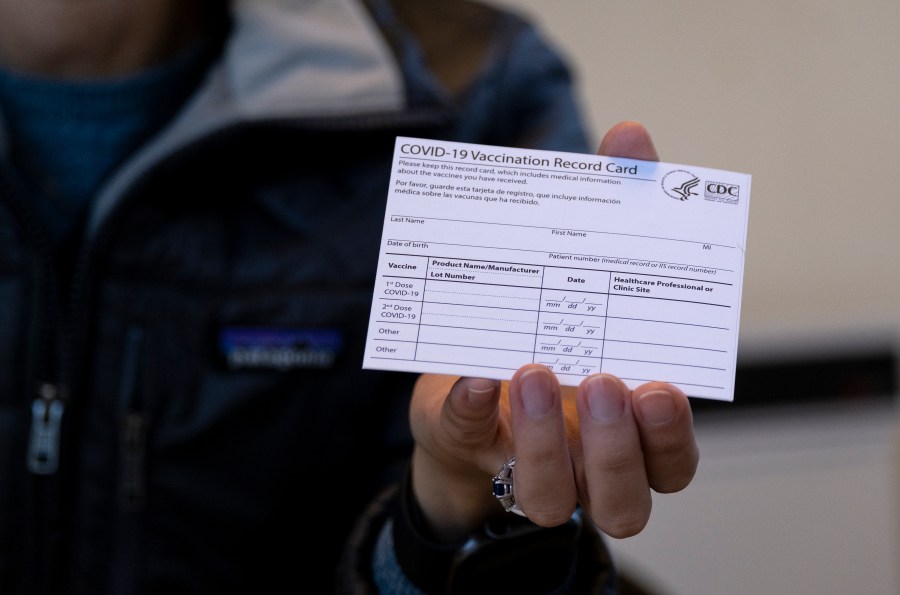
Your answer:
704,181 -> 740,204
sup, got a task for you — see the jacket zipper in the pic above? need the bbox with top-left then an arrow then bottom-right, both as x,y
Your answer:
0,167 -> 69,595
117,325 -> 147,511
0,172 -> 65,468
107,325 -> 147,595
27,382 -> 66,475
7,107 -> 455,594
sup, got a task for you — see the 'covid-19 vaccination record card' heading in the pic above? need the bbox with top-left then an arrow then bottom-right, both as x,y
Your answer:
363,137 -> 751,401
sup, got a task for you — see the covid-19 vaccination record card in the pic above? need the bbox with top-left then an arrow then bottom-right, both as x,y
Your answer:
363,137 -> 751,401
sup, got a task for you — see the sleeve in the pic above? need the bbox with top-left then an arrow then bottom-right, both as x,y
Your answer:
336,464 -> 619,595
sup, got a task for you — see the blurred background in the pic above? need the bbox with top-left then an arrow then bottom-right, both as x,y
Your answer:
484,1 -> 900,593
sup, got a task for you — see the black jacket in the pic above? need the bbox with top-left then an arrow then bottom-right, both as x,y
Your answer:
0,1 -> 612,593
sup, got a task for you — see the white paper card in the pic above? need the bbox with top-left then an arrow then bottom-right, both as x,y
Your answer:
363,137 -> 751,401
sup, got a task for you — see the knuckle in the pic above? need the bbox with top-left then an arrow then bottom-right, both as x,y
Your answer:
598,451 -> 645,478
588,489 -> 652,538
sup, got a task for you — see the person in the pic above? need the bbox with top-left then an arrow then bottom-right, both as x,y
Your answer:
0,1 -> 699,593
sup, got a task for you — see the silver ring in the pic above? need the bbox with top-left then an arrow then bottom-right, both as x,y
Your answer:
492,457 -> 526,516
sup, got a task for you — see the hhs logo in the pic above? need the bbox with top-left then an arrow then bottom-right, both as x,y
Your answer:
661,170 -> 700,201
704,181 -> 740,204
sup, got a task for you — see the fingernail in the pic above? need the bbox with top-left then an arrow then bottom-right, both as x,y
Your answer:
637,390 -> 676,425
585,376 -> 625,423
467,380 -> 498,407
519,368 -> 554,417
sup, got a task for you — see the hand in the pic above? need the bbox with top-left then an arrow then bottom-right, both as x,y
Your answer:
408,122 -> 699,542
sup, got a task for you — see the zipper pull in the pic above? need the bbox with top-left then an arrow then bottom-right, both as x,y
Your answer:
27,383 -> 65,475
119,412 -> 147,511
117,326 -> 147,511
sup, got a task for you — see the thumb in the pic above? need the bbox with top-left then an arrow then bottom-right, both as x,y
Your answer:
598,120 -> 659,161
410,374 -> 502,452
410,376 -> 505,540
440,377 -> 502,449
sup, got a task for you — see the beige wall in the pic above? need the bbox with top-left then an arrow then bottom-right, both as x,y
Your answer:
485,0 -> 900,360
482,2 -> 900,593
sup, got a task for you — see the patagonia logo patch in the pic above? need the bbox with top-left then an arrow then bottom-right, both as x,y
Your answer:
219,327 -> 343,371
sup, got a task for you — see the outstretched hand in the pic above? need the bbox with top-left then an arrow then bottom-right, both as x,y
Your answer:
408,122 -> 699,542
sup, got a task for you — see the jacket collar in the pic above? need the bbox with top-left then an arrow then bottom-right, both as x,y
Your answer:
88,0 -> 409,235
